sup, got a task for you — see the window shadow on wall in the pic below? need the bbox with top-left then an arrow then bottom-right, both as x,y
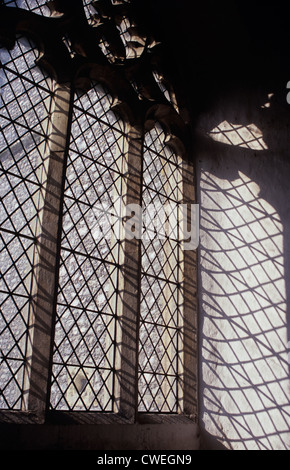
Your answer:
196,89 -> 290,450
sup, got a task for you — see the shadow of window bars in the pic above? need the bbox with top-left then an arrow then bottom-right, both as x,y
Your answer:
200,123 -> 290,449
208,120 -> 268,151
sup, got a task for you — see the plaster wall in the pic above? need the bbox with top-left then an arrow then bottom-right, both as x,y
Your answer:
197,89 -> 290,450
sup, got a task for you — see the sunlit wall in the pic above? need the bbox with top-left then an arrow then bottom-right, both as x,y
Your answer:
197,90 -> 290,450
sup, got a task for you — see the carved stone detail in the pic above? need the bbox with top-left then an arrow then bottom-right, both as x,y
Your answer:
0,0 -> 188,151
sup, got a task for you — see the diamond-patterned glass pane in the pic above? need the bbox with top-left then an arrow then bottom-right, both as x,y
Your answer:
140,275 -> 179,328
0,37 -> 53,89
138,124 -> 182,413
3,0 -> 51,17
50,84 -> 125,412
143,147 -> 181,201
142,238 -> 180,283
139,322 -> 179,376
0,36 -> 54,409
138,372 -> 178,414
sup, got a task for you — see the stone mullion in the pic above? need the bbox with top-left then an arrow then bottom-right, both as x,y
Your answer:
112,123 -> 143,421
178,159 -> 198,418
22,82 -> 73,421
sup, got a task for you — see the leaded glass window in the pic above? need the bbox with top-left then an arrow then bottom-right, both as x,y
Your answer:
138,124 -> 183,413
0,35 -> 54,409
50,84 -> 126,412
0,0 -> 197,424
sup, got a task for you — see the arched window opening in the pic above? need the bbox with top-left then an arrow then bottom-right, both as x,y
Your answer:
0,0 -> 197,432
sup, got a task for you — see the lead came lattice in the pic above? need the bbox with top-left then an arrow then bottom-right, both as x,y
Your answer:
50,84 -> 126,412
0,35 -> 54,409
138,124 -> 183,413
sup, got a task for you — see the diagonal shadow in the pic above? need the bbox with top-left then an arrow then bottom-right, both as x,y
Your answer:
196,88 -> 290,450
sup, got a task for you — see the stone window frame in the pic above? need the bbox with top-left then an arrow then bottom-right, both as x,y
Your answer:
0,0 -> 198,428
